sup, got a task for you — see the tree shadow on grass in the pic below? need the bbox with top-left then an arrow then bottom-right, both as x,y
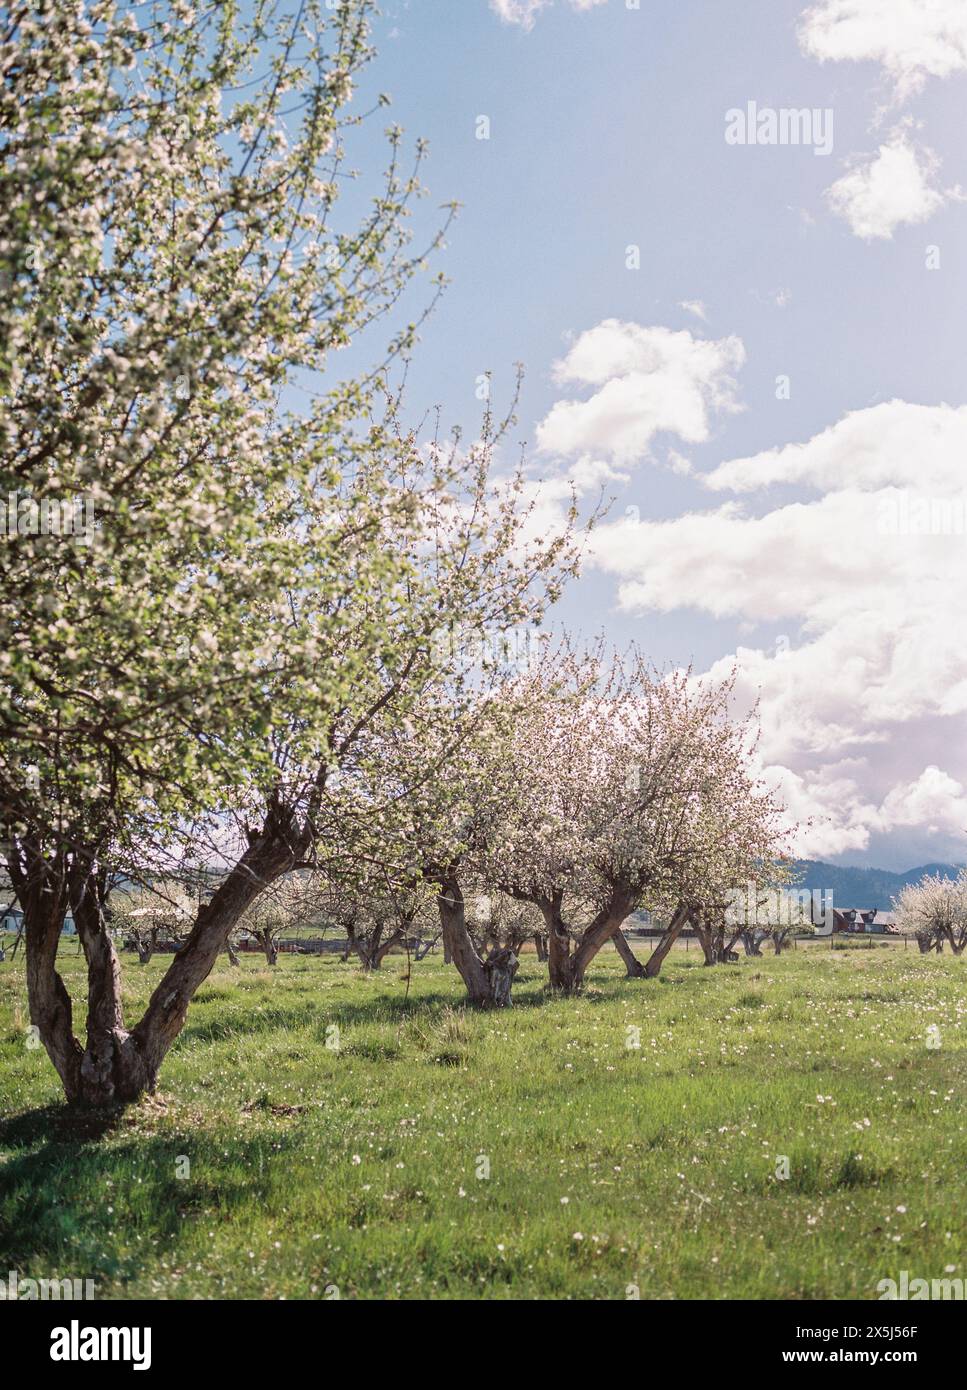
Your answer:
0,1119 -> 301,1282
175,977 -> 563,1045
176,986 -> 467,1043
0,1102 -> 128,1149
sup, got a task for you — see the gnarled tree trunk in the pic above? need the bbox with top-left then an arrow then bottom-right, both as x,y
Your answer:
17,849 -> 82,1100
694,918 -> 718,966
540,894 -> 577,991
943,926 -> 966,956
693,915 -> 739,965
644,904 -> 691,978
484,946 -> 518,1007
352,927 -> 407,970
16,828 -> 298,1106
538,892 -> 637,993
129,835 -> 296,1097
436,874 -> 516,1007
68,860 -> 149,1105
134,928 -> 158,965
613,927 -> 645,978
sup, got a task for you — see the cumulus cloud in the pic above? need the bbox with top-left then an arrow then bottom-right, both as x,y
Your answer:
490,0 -> 606,30
799,5 -> 967,237
589,400 -> 967,863
799,0 -> 967,97
877,766 -> 967,836
825,131 -> 961,240
705,399 -> 967,494
536,320 -> 745,465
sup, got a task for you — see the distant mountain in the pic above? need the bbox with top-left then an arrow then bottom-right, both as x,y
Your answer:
791,859 -> 963,908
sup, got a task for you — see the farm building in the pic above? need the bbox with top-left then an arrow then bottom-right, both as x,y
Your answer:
1,903 -> 75,935
829,907 -> 899,935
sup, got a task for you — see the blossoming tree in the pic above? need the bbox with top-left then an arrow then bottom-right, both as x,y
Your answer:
479,645 -> 791,992
895,872 -> 967,955
0,1 -> 575,1103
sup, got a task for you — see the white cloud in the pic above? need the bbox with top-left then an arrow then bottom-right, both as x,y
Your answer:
490,0 -> 549,28
536,319 -> 745,465
705,399 -> 967,494
679,299 -> 709,322
799,0 -> 967,97
876,766 -> 967,837
800,5 -> 967,237
490,0 -> 606,30
825,130 -> 961,240
589,400 -> 967,862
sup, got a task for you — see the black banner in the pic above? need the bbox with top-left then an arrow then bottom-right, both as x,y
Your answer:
5,1298 -> 960,1374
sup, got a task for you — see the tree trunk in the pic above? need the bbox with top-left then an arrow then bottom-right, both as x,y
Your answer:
484,946 -> 518,1007
694,919 -> 718,966
644,904 -> 691,978
14,822 -> 299,1105
436,875 -> 513,1006
352,927 -> 406,970
136,928 -> 157,965
613,928 -> 645,978
351,921 -> 385,970
19,851 -> 83,1100
540,896 -> 579,991
253,929 -> 279,965
372,929 -> 406,968
541,894 -> 637,992
533,932 -> 548,962
722,929 -> 741,962
65,857 -> 153,1106
126,834 -> 297,1100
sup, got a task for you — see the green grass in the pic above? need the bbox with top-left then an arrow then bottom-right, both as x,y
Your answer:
0,939 -> 964,1299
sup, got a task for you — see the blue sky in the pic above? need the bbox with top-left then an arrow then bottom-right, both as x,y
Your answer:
338,0 -> 967,870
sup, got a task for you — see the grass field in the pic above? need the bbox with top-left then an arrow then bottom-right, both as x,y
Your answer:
0,939 -> 964,1300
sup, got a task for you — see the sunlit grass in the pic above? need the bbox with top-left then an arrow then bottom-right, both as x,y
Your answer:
0,939 -> 963,1299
